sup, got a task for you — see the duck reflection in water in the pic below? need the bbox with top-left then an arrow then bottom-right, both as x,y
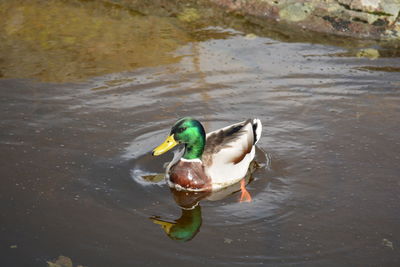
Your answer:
150,161 -> 259,242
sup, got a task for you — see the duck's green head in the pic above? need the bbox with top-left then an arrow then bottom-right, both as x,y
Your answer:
152,117 -> 205,160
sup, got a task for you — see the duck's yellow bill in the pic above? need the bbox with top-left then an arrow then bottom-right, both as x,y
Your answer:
151,218 -> 175,234
152,134 -> 178,156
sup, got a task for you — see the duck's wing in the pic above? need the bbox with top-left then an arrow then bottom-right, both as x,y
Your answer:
203,119 -> 262,163
203,119 -> 254,165
202,119 -> 262,189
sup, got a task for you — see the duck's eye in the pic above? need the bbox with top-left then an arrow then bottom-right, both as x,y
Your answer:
177,127 -> 186,133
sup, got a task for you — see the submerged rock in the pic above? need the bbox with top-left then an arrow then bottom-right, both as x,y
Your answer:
356,48 -> 381,59
382,238 -> 394,249
244,33 -> 258,39
47,255 -> 86,267
47,256 -> 73,267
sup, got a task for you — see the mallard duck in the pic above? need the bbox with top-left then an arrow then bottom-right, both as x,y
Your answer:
152,117 -> 262,202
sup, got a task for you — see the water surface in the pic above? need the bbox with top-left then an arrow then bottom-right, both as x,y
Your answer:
1,1 -> 400,266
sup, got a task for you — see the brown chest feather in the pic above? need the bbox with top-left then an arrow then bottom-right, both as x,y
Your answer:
169,161 -> 211,190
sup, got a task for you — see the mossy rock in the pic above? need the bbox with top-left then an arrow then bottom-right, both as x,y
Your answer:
279,2 -> 314,22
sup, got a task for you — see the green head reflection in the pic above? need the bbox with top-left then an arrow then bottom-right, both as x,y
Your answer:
150,205 -> 202,242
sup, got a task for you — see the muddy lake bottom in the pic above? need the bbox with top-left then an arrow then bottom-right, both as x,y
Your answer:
1,2 -> 400,266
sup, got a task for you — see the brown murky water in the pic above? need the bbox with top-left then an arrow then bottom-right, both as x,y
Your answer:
1,1 -> 400,266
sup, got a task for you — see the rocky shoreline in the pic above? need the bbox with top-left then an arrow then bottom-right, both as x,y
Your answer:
116,0 -> 400,42
209,0 -> 400,40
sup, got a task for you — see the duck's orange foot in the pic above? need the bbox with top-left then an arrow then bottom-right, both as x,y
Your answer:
239,179 -> 252,203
